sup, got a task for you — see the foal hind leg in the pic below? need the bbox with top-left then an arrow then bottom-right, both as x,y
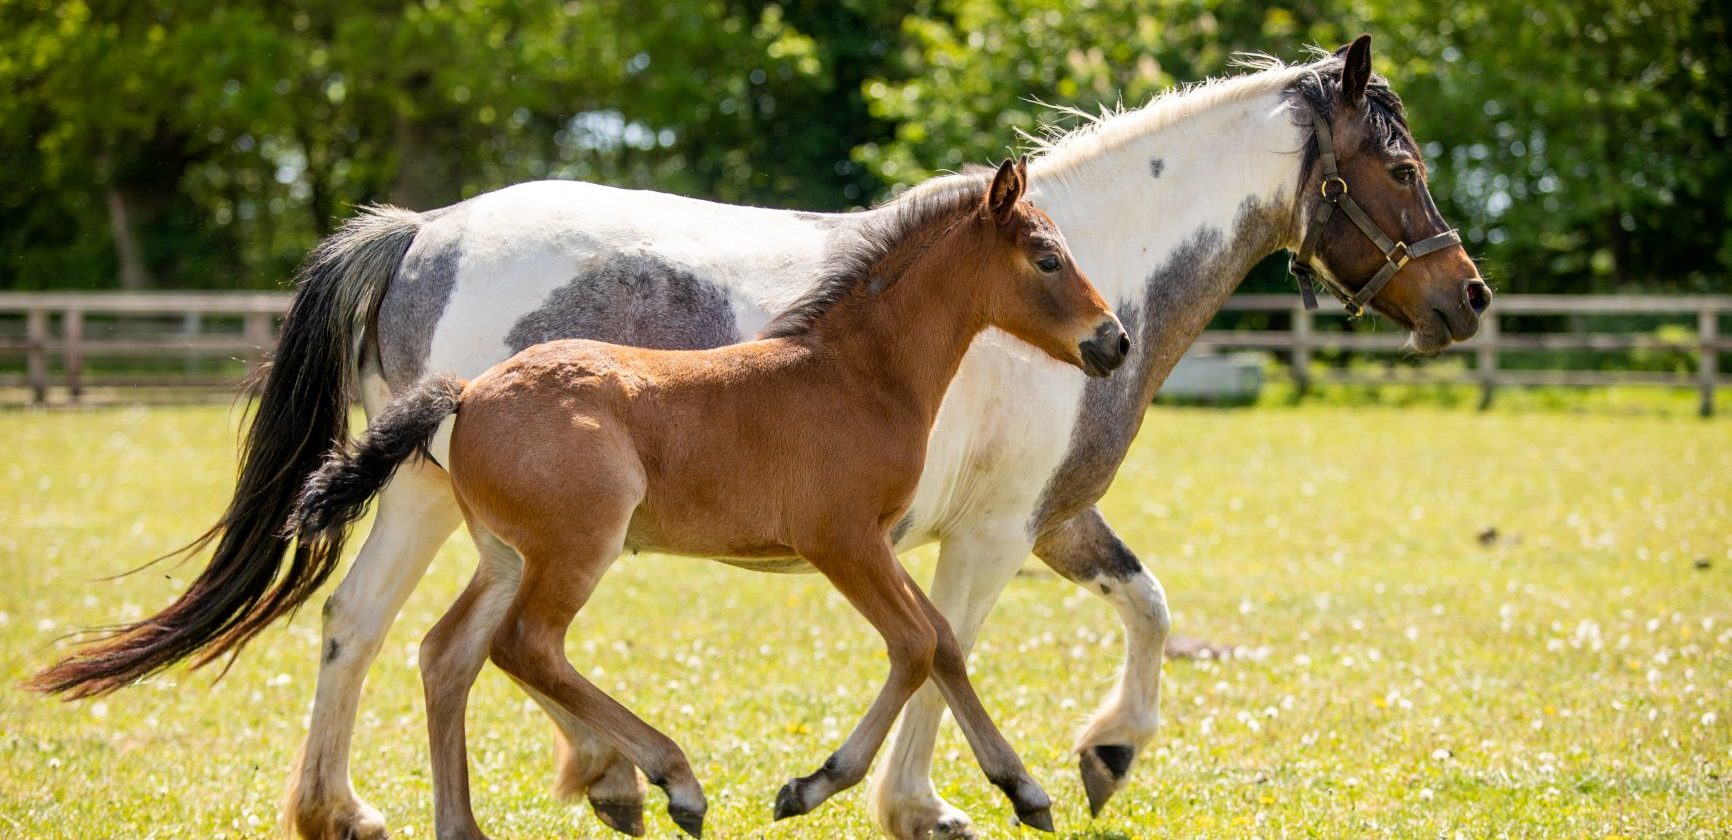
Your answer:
488,533 -> 708,839
286,460 -> 461,840
773,535 -> 939,822
419,526 -> 522,840
509,679 -> 648,836
1034,506 -> 1170,817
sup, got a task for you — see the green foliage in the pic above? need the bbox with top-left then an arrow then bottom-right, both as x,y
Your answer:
3,405 -> 1728,836
860,0 -> 1732,294
1,1 -> 1727,295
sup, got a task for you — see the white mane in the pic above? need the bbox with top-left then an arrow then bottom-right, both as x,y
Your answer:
896,54 -> 1317,205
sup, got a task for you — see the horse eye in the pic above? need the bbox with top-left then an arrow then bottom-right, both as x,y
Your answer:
1391,164 -> 1418,185
1036,254 -> 1061,273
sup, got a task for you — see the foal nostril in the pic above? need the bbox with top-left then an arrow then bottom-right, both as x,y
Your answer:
1463,279 -> 1493,315
1117,332 -> 1132,356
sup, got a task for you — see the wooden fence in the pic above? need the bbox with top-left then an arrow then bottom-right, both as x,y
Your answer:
1193,294 -> 1729,416
2,291 -> 1728,415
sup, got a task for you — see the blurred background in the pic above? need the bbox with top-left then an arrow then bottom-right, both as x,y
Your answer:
2,0 -> 1728,412
3,0 -> 1727,295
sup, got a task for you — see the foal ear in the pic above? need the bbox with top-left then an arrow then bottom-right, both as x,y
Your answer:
1336,34 -> 1372,108
986,158 -> 1023,227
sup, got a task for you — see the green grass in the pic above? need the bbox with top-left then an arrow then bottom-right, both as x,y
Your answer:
2,405 -> 1728,838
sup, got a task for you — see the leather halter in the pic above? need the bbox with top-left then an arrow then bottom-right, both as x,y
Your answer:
1288,105 -> 1461,316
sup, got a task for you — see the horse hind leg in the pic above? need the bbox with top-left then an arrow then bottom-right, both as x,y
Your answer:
486,523 -> 707,839
285,459 -> 461,840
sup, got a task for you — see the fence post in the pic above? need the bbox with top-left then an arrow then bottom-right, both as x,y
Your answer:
1476,312 -> 1499,410
1701,306 -> 1719,418
243,310 -> 272,381
25,308 -> 49,405
183,311 -> 202,376
63,308 -> 84,403
1292,304 -> 1313,395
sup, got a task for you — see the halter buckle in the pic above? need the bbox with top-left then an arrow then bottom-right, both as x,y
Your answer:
1320,177 -> 1348,201
1387,241 -> 1411,268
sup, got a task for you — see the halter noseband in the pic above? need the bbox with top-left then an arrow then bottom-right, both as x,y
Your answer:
1288,105 -> 1461,316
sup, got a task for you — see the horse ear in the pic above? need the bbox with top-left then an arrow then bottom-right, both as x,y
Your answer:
986,158 -> 1023,227
1338,34 -> 1372,108
1014,155 -> 1029,186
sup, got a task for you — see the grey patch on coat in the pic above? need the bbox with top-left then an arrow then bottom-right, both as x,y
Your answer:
375,201 -> 469,389
1033,505 -> 1143,582
1149,158 -> 1165,178
505,252 -> 741,354
1029,196 -> 1288,538
889,512 -> 916,545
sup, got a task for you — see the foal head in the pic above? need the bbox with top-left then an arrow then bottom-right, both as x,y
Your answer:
965,158 -> 1129,377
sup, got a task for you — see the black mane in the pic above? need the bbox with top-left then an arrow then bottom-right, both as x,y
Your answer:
1286,54 -> 1416,177
760,174 -> 991,339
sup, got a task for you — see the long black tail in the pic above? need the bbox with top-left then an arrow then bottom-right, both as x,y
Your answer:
286,374 -> 464,556
29,207 -> 423,699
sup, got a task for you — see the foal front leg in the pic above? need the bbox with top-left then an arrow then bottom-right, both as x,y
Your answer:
1033,506 -> 1171,816
771,535 -> 945,823
870,522 -> 1036,840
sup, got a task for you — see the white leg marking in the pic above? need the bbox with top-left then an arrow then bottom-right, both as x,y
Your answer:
284,459 -> 461,840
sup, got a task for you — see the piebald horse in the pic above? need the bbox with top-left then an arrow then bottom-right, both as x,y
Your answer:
34,37 -> 1490,840
289,160 -> 1125,838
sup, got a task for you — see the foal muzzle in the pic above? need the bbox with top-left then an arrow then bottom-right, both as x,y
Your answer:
1080,321 -> 1131,378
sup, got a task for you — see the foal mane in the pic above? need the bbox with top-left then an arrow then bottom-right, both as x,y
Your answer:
760,178 -> 990,340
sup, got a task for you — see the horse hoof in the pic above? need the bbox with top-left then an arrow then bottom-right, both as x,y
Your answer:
773,779 -> 809,821
1014,804 -> 1055,833
1079,744 -> 1135,817
668,803 -> 704,839
591,799 -> 645,837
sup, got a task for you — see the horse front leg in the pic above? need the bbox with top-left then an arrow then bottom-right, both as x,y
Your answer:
868,522 -> 1030,840
284,460 -> 462,840
1032,506 -> 1171,817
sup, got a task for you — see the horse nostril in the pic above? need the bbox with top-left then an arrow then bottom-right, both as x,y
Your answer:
1463,280 -> 1492,315
1117,332 -> 1131,356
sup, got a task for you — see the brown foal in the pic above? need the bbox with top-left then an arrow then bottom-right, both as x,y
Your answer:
288,159 -> 1129,839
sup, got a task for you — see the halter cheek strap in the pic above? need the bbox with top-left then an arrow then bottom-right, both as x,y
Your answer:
1288,105 -> 1461,316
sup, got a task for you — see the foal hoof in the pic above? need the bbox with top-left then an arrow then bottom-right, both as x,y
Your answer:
667,803 -> 705,839
1014,804 -> 1056,833
772,778 -> 810,821
1079,743 -> 1136,817
591,799 -> 646,837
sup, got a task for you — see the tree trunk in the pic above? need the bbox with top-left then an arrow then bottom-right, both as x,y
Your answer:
105,187 -> 153,290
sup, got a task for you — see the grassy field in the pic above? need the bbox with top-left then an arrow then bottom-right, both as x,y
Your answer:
1,404 -> 1728,839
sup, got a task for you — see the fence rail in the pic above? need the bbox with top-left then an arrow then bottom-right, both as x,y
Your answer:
2,291 -> 1727,415
1193,293 -> 1730,416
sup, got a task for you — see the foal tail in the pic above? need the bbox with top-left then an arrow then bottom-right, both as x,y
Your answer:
29,207 -> 422,699
286,374 -> 465,564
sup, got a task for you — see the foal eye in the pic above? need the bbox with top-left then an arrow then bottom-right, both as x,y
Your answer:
1036,254 -> 1061,273
1391,164 -> 1418,185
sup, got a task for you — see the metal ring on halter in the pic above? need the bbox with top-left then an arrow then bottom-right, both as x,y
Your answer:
1320,177 -> 1348,200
